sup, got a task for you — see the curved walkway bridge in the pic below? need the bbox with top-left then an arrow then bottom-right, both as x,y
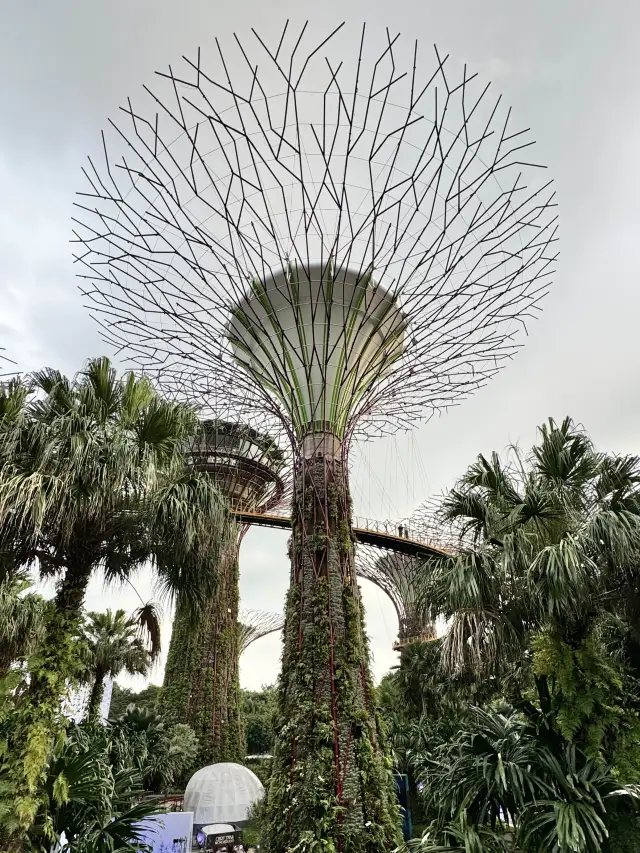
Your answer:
235,512 -> 450,559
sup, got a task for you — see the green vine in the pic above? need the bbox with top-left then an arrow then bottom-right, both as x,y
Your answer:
264,456 -> 401,853
0,599 -> 87,851
163,541 -> 243,769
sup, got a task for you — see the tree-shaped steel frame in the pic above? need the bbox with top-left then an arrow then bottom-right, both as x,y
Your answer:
72,22 -> 558,850
238,609 -> 285,655
73,21 -> 558,446
357,544 -> 437,650
187,419 -> 290,514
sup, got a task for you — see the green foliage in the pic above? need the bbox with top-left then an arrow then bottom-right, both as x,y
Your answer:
426,417 -> 640,762
163,542 -> 243,768
244,795 -> 268,847
111,704 -> 199,793
0,599 -> 86,849
413,707 -> 640,853
110,683 -> 163,718
82,608 -> 155,721
532,629 -> 638,757
26,719 -> 171,852
245,756 -> 273,789
242,685 -> 277,755
605,811 -> 640,852
376,418 -> 640,851
0,358 -> 231,847
264,457 -> 401,853
0,573 -> 45,676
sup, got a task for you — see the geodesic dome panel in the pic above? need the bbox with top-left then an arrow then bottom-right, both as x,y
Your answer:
183,762 -> 264,826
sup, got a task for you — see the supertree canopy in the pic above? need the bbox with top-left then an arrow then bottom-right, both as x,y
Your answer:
163,419 -> 289,766
357,546 -> 436,649
74,21 -> 557,853
186,420 -> 286,512
238,609 -> 285,655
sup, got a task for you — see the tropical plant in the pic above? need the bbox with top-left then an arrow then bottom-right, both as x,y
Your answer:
82,607 -> 160,721
413,707 -> 640,853
111,705 -> 199,792
0,572 -> 45,677
426,417 -> 640,762
28,721 -> 163,853
0,357 -> 231,848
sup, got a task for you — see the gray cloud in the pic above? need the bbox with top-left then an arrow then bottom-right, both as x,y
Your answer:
3,0 -> 640,690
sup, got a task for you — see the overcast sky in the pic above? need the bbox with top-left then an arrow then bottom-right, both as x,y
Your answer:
1,0 -> 639,692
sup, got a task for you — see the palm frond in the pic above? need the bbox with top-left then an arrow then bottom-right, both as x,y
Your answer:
131,602 -> 162,662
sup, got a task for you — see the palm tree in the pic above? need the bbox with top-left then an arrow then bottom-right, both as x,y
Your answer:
0,572 -> 45,678
413,707 -> 639,853
82,608 -> 160,721
0,358 -> 232,848
427,417 -> 640,755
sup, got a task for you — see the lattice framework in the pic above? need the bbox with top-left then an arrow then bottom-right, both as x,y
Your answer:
357,543 -> 436,648
238,609 -> 285,654
72,21 -> 558,445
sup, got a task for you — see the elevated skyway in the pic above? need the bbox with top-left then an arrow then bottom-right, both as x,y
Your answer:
234,511 -> 451,559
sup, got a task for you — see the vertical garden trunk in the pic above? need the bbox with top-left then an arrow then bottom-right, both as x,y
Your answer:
265,447 -> 401,853
163,539 -> 243,766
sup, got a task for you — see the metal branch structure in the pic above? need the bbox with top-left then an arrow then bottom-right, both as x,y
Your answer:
357,545 -> 436,650
73,21 -> 558,853
412,494 -> 481,552
239,609 -> 285,655
187,419 -> 289,513
0,350 -> 17,380
163,419 -> 290,766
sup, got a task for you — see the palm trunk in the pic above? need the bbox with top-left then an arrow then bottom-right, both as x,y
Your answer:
0,562 -> 93,851
86,667 -> 107,722
264,448 -> 401,853
163,536 -> 243,767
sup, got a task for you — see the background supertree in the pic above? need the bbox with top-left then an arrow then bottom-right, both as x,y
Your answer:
163,420 -> 288,766
73,21 -> 557,853
239,609 -> 285,655
357,545 -> 437,651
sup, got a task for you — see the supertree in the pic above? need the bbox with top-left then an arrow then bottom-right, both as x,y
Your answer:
163,420 -> 288,765
357,545 -> 437,650
73,21 -> 558,853
239,609 -> 285,655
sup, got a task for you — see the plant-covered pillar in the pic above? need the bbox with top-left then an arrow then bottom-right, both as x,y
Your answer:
163,534 -> 243,767
265,438 -> 401,853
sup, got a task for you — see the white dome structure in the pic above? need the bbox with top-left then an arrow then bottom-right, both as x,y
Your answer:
183,762 -> 264,827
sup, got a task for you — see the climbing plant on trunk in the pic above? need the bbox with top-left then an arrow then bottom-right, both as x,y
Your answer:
163,534 -> 243,767
264,451 -> 401,853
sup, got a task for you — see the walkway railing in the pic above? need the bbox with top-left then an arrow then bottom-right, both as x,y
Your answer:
235,511 -> 451,559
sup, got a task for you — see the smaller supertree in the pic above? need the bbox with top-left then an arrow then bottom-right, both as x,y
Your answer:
163,420 -> 289,766
357,545 -> 437,650
239,609 -> 285,655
